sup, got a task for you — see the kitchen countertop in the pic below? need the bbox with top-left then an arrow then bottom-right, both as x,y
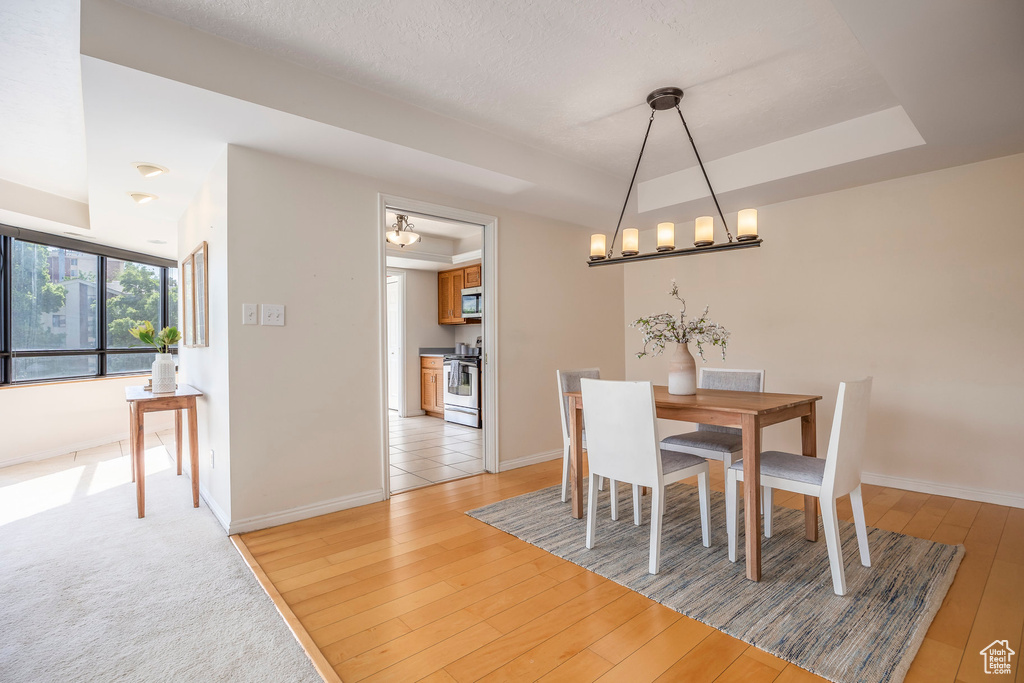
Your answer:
419,347 -> 455,356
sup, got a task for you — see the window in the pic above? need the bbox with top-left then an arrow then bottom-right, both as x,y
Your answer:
0,231 -> 178,385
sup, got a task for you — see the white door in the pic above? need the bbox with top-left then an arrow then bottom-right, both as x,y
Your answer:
386,278 -> 401,411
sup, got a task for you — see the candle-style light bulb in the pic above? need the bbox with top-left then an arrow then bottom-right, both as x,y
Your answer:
657,222 -> 675,252
590,234 -> 607,260
622,228 -> 640,256
694,216 -> 714,247
737,209 -> 758,241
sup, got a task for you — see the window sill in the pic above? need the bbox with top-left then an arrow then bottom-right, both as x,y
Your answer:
0,372 -> 152,391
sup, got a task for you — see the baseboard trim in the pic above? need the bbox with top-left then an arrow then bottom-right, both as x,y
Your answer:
862,471 -> 1024,509
230,535 -> 343,683
499,448 -> 561,473
0,431 -> 134,469
199,483 -> 232,533
226,489 -> 385,535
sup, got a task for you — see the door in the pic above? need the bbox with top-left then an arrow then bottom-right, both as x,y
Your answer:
386,277 -> 401,411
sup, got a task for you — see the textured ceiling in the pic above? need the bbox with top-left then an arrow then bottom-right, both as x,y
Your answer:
114,0 -> 896,180
0,0 -> 87,201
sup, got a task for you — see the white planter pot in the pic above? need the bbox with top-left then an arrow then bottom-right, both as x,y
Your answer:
151,353 -> 176,394
667,342 -> 697,395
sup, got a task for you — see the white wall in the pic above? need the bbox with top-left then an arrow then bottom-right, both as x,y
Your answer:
393,268 -> 455,416
0,377 -> 171,466
624,153 -> 1024,507
208,145 -> 623,530
177,150 -> 232,525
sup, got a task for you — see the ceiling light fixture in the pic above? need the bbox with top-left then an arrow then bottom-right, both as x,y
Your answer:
129,192 -> 158,205
133,162 -> 169,178
588,86 -> 762,266
385,214 -> 421,247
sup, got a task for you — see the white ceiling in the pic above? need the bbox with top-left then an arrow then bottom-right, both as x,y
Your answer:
113,0 -> 897,181
1,0 -> 1022,256
0,0 -> 87,202
385,211 -> 481,241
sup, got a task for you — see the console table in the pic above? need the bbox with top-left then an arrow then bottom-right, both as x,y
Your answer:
125,384 -> 203,518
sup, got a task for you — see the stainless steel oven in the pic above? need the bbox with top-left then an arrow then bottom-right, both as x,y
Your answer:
443,355 -> 481,428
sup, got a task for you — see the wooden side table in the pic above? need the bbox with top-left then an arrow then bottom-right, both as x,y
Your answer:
125,384 -> 204,518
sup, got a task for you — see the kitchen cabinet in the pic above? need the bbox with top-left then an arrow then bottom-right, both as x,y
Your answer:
420,356 -> 445,417
437,267 -> 466,325
464,264 -> 481,287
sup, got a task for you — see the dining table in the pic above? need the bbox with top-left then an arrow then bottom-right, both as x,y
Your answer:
564,385 -> 823,581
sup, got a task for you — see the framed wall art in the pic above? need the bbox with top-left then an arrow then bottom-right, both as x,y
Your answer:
181,241 -> 209,347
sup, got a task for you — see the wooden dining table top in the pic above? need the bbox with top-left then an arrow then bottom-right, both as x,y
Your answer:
564,386 -> 822,415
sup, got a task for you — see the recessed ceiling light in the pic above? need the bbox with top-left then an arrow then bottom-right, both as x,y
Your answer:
129,192 -> 158,204
64,231 -> 96,240
133,162 -> 169,178
148,239 -> 167,245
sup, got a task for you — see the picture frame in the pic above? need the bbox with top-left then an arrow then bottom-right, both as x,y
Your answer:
181,256 -> 194,346
193,242 -> 208,347
181,241 -> 209,348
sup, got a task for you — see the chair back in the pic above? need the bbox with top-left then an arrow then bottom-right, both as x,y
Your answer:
697,368 -> 765,435
580,379 -> 661,488
556,368 -> 601,446
822,378 -> 873,498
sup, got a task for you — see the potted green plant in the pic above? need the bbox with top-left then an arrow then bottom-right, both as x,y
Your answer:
630,281 -> 730,395
129,321 -> 182,394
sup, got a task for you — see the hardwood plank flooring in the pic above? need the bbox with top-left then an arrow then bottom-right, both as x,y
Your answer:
236,459 -> 1023,682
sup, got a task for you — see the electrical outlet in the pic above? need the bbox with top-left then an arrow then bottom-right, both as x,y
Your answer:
242,304 -> 258,325
261,304 -> 285,326
210,449 -> 215,468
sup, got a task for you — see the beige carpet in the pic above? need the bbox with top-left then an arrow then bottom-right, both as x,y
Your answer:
469,483 -> 963,683
0,442 -> 320,683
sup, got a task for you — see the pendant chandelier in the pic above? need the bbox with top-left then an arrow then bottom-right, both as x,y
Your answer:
385,213 -> 420,247
588,86 -> 761,266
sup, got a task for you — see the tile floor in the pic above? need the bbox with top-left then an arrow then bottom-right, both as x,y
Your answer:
388,412 -> 484,493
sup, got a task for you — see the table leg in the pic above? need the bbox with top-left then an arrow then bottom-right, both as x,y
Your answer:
135,405 -> 146,518
741,413 -> 762,581
801,402 -> 820,542
188,399 -> 200,508
175,409 -> 183,475
128,404 -> 136,483
568,394 -> 584,519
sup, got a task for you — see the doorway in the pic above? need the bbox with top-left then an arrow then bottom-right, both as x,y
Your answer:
378,195 -> 498,497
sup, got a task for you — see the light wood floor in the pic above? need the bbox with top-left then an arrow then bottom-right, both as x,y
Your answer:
236,460 -> 1023,683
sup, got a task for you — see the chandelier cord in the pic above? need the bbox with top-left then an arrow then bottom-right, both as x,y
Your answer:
609,110 -> 656,258
675,105 -> 733,243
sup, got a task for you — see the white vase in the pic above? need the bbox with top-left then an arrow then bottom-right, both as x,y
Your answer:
667,342 -> 697,395
151,353 -> 176,394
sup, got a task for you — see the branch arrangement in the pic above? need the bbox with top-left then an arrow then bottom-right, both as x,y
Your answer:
630,280 -> 730,362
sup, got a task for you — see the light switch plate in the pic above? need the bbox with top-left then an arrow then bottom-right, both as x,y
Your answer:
242,304 -> 258,325
261,304 -> 285,326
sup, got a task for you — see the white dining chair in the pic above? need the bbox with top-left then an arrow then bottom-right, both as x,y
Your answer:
660,368 -> 769,530
580,378 -> 710,574
726,378 -> 873,595
556,368 -> 605,502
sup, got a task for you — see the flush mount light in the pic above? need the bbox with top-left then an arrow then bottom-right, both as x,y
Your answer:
588,86 -> 761,266
148,239 -> 167,245
385,213 -> 421,247
133,162 -> 169,178
64,231 -> 96,240
129,192 -> 158,205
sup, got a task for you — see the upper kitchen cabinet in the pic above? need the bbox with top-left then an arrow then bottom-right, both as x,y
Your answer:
438,267 -> 465,325
464,264 -> 481,287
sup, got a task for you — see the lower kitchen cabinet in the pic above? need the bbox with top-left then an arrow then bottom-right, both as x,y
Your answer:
420,356 -> 445,418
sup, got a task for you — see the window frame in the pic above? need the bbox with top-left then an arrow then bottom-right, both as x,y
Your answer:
0,226 -> 178,386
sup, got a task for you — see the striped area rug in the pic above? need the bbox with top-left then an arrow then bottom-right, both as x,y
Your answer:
468,483 -> 963,683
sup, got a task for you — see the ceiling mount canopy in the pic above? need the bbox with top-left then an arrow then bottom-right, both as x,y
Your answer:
589,86 -> 762,266
385,213 -> 420,247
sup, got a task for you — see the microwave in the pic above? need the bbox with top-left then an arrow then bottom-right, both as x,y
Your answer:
461,286 -> 482,318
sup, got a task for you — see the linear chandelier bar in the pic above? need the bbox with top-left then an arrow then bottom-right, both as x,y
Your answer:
588,238 -> 761,267
588,86 -> 761,265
